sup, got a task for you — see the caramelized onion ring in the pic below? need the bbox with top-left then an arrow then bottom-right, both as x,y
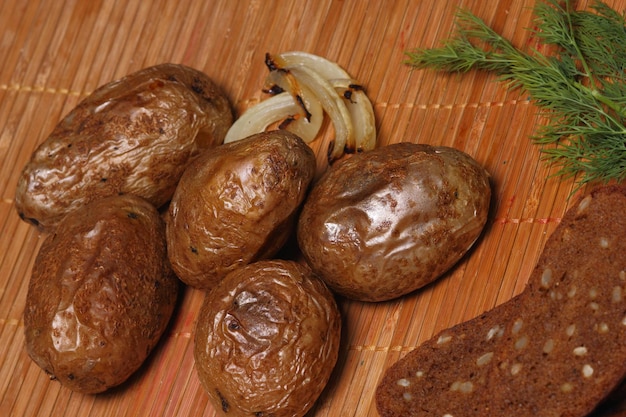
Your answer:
223,93 -> 301,144
225,51 -> 377,163
264,70 -> 323,143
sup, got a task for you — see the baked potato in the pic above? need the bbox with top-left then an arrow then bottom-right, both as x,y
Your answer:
297,142 -> 491,302
194,259 -> 341,417
15,63 -> 233,232
166,130 -> 316,289
23,194 -> 178,394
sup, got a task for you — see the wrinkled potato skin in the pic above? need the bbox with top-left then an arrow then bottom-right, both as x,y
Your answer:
23,194 -> 178,394
194,260 -> 341,417
298,142 -> 491,302
15,63 -> 233,232
166,130 -> 316,289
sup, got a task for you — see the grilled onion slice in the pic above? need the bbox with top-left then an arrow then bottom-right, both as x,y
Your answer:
225,51 -> 377,163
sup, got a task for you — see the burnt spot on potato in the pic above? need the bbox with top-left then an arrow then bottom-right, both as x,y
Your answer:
227,318 -> 240,331
18,212 -> 40,228
216,389 -> 230,412
191,78 -> 206,97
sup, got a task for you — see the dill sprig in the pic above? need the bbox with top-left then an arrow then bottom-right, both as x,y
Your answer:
406,0 -> 626,188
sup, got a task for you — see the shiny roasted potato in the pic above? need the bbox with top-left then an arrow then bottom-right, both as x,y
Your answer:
23,194 -> 178,394
297,142 -> 491,302
194,259 -> 341,417
15,63 -> 233,232
166,130 -> 316,289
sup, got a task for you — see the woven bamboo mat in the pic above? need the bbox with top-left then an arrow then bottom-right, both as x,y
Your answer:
1,0 -> 623,416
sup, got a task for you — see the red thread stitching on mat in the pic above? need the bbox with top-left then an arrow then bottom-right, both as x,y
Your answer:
235,98 -> 532,110
0,83 -> 83,97
1,197 -> 563,226
350,345 -> 414,352
374,98 -> 531,110
0,83 -> 532,110
494,217 -> 562,224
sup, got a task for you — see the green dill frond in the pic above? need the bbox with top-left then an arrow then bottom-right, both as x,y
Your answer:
404,0 -> 626,188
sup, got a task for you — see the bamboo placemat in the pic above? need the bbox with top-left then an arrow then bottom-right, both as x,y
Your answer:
1,1 -> 623,416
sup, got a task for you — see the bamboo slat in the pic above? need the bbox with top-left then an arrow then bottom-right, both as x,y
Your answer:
0,1 -> 622,416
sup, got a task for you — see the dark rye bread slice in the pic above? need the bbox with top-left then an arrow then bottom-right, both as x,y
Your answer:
376,185 -> 626,417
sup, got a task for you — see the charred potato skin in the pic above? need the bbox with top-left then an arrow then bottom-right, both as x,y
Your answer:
23,194 -> 178,394
166,130 -> 316,289
193,260 -> 341,417
297,142 -> 491,302
15,63 -> 233,232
